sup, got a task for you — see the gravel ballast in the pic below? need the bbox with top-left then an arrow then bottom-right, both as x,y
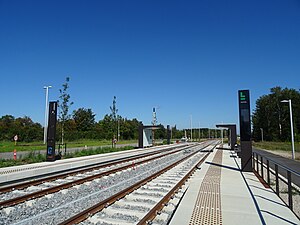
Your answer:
0,145 -> 206,225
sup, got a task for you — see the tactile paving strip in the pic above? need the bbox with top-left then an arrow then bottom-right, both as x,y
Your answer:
189,150 -> 223,225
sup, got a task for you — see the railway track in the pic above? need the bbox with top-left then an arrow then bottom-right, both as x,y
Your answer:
0,143 -> 197,208
0,144 -> 189,191
0,141 -> 217,225
61,142 -> 218,225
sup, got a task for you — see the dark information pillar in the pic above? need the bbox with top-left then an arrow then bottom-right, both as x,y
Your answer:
46,101 -> 58,162
138,123 -> 144,148
167,125 -> 171,144
238,90 -> 252,171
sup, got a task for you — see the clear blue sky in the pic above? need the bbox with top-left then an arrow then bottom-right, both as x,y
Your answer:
0,0 -> 299,129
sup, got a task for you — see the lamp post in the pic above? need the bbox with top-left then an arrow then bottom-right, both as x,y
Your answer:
117,119 -> 120,142
281,99 -> 295,160
260,128 -> 264,142
43,86 -> 52,144
190,115 -> 193,142
198,122 -> 200,142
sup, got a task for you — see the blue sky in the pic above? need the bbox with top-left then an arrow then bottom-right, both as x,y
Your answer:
0,0 -> 299,129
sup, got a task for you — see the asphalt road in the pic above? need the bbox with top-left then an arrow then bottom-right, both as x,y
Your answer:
253,148 -> 300,187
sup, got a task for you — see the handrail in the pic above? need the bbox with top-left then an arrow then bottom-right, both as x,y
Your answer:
253,150 -> 300,177
252,151 -> 300,219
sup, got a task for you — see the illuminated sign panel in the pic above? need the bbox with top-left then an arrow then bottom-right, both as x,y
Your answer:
239,91 -> 246,101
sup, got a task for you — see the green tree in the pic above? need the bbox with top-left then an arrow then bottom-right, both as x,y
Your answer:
110,96 -> 118,139
0,115 -> 16,140
73,108 -> 96,132
58,77 -> 73,144
252,87 -> 300,142
0,115 -> 43,142
15,116 -> 43,142
99,114 -> 114,139
155,124 -> 167,139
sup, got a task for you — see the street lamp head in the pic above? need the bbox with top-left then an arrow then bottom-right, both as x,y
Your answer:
281,100 -> 289,103
44,85 -> 52,89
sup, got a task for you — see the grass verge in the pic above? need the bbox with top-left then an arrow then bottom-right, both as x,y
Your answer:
253,141 -> 300,152
0,139 -> 137,153
0,146 -> 134,168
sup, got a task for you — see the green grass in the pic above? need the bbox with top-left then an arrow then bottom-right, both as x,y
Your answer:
64,146 -> 134,158
253,141 -> 300,152
0,145 -> 135,168
0,151 -> 46,167
0,141 -> 44,152
0,139 -> 137,153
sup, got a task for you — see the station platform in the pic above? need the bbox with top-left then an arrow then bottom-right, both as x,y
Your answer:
169,145 -> 299,225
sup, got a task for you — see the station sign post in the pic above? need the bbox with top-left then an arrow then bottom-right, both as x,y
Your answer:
238,90 -> 252,172
138,124 -> 144,148
167,125 -> 171,144
46,101 -> 58,162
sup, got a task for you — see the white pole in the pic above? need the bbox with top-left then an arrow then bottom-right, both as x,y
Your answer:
117,119 -> 120,141
289,100 -> 295,160
260,128 -> 264,142
199,122 -> 200,142
190,115 -> 193,141
43,86 -> 51,144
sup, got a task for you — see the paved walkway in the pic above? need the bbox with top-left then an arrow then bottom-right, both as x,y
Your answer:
170,146 -> 299,225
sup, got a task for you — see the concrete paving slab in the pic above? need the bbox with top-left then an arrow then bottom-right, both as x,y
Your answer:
244,172 -> 299,225
169,145 -> 299,225
169,150 -> 217,225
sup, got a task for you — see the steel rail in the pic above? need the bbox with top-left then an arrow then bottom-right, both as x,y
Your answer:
0,144 -> 201,208
0,144 -> 189,193
58,143 -> 216,225
137,151 -> 211,225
